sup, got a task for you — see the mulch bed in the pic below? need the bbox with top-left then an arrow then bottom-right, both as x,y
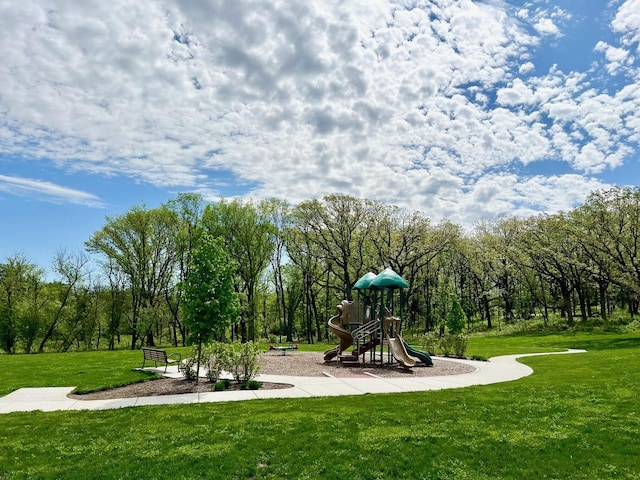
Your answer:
69,377 -> 293,400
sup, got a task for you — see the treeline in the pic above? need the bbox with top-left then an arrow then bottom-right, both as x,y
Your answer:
1,187 -> 639,354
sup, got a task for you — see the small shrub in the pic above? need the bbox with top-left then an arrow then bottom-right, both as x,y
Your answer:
431,334 -> 469,358
452,333 -> 469,358
620,319 -> 640,333
439,335 -> 453,356
179,356 -> 198,381
179,345 -> 210,381
222,378 -> 231,389
247,380 -> 262,390
213,381 -> 226,391
205,364 -> 219,383
228,341 -> 262,384
421,332 -> 440,355
204,342 -> 232,383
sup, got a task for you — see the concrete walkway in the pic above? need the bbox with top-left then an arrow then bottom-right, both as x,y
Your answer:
0,349 -> 585,414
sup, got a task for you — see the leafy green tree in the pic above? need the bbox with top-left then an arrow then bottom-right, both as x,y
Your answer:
519,214 -> 583,326
564,212 -> 612,322
17,263 -> 46,353
103,259 -> 128,350
0,255 -> 44,353
447,295 -> 466,334
575,187 -> 640,317
165,193 -> 206,346
263,198 -> 300,342
279,264 -> 304,341
287,195 -> 375,341
368,204 -> 458,286
457,236 -> 495,329
38,249 -> 89,352
474,217 -> 524,325
182,234 -> 240,383
203,199 -> 274,342
285,218 -> 330,342
291,195 -> 372,301
86,204 -> 178,348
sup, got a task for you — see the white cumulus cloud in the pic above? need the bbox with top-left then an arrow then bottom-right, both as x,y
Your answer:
0,0 -> 637,227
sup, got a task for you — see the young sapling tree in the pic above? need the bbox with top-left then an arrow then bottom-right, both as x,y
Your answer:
181,234 -> 239,383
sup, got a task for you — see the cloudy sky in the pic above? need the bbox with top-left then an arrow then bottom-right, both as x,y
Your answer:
1,0 -> 639,273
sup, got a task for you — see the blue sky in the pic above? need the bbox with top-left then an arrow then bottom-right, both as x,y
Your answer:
1,0 -> 639,277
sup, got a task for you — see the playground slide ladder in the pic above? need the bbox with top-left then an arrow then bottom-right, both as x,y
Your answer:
351,337 -> 380,356
339,339 -> 381,364
339,319 -> 382,365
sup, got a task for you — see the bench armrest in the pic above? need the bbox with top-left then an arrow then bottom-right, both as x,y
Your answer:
168,352 -> 182,363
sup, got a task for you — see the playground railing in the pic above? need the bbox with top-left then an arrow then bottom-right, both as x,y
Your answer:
351,318 -> 380,342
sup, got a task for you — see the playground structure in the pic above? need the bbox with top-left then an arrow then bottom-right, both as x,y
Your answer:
323,268 -> 433,369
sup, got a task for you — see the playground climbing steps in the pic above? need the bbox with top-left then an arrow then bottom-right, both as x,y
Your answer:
353,338 -> 381,356
338,337 -> 381,366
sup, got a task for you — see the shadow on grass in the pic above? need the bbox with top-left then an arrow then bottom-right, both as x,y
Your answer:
509,332 -> 640,352
70,369 -> 162,395
568,336 -> 640,351
470,330 -> 640,358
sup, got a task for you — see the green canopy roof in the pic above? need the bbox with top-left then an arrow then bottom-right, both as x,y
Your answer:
353,272 -> 377,290
371,268 -> 408,289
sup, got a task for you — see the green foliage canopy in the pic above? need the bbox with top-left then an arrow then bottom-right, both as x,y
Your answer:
182,234 -> 240,345
203,199 -> 275,341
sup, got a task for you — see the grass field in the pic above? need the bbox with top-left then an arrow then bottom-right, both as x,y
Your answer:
1,333 -> 639,479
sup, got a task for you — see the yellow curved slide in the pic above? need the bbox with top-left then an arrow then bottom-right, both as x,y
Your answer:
387,335 -> 417,368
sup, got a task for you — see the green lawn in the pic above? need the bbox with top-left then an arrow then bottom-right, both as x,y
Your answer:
1,333 -> 640,479
0,347 -> 187,396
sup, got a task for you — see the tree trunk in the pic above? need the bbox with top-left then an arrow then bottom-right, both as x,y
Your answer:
195,336 -> 202,385
240,317 -> 247,343
247,287 -> 255,342
275,268 -> 287,342
483,295 -> 492,329
310,286 -> 320,344
305,279 -> 312,344
560,281 -> 574,326
599,281 -> 608,322
38,284 -> 74,353
575,281 -> 588,322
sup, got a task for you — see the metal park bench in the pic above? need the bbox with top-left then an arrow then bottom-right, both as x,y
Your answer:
141,347 -> 182,373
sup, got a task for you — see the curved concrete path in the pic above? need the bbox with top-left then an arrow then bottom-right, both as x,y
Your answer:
0,349 -> 585,414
